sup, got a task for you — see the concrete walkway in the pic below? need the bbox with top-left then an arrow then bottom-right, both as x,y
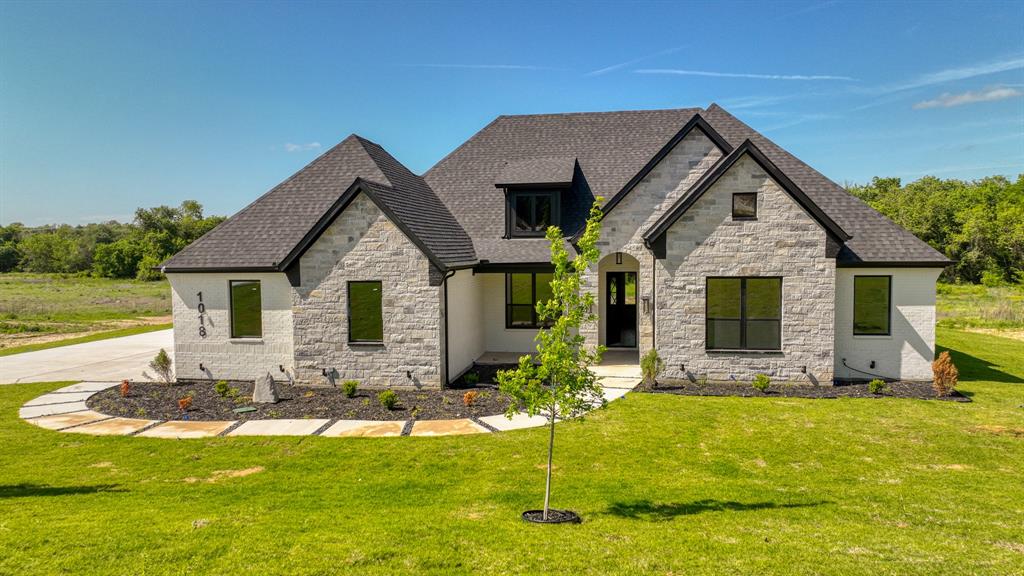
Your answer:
0,329 -> 173,384
19,374 -> 637,438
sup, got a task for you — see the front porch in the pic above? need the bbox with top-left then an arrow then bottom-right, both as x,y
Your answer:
473,348 -> 641,379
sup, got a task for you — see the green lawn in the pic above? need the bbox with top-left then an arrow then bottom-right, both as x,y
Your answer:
937,282 -> 1024,330
1,328 -> 1023,575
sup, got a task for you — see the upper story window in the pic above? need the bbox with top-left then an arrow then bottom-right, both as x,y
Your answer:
732,192 -> 757,219
508,190 -> 559,237
853,276 -> 891,336
229,280 -> 262,339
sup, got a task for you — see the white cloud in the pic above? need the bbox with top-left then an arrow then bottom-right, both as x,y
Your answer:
873,55 -> 1024,94
635,69 -> 856,81
284,142 -> 321,152
913,86 -> 1023,109
583,44 -> 688,77
414,64 -> 560,71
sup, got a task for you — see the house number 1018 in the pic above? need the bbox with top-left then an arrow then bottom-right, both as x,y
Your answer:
197,291 -> 207,338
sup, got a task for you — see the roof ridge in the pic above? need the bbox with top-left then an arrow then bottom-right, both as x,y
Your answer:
496,106 -> 704,120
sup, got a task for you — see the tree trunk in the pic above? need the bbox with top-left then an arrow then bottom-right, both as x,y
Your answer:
543,403 -> 556,521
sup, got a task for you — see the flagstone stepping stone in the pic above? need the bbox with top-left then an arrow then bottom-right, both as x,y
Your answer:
138,420 -> 236,439
26,410 -> 110,430
478,412 -> 551,432
409,418 -> 489,436
23,392 -> 96,407
19,401 -> 91,419
67,417 -> 158,436
227,419 -> 330,436
319,420 -> 406,437
51,382 -> 120,394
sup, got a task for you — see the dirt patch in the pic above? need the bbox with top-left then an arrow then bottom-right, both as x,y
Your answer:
971,425 -> 1024,438
995,541 -> 1024,554
960,328 -> 1024,342
90,380 -> 519,422
644,379 -> 970,401
0,316 -> 171,349
184,466 -> 264,484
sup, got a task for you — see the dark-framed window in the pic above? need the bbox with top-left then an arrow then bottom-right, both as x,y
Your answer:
706,277 -> 781,350
505,272 -> 554,328
508,190 -> 559,237
732,193 -> 757,219
348,281 -> 384,343
229,280 -> 262,339
853,276 -> 891,335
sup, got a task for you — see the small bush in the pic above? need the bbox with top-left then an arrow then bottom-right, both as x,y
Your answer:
867,378 -> 887,395
214,380 -> 230,397
226,387 -> 240,400
119,380 -> 131,398
463,390 -> 479,407
932,351 -> 959,396
342,380 -> 359,398
378,390 -> 399,410
463,372 -> 480,385
752,374 -> 771,393
148,349 -> 174,384
640,349 -> 665,388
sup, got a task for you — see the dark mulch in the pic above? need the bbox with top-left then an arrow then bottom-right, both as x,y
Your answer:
87,380 -> 518,422
644,379 -> 970,402
522,509 -> 582,524
449,363 -> 519,388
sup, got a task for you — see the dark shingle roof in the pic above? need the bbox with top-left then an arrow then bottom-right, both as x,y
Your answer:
495,157 -> 577,188
162,135 -> 475,271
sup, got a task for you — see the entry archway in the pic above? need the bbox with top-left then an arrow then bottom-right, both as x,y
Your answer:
597,252 -> 640,348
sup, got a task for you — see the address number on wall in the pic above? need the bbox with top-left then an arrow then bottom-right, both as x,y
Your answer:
197,291 -> 207,338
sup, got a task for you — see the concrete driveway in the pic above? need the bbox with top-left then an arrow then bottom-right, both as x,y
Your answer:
0,329 -> 173,384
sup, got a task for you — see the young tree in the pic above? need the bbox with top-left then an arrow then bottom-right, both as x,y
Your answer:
497,199 -> 607,522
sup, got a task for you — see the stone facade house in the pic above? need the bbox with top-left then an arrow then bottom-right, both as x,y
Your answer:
161,105 -> 950,388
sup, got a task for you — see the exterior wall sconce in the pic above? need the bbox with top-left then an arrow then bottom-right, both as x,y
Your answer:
199,363 -> 205,372
615,252 -> 623,265
406,370 -> 412,379
641,296 -> 650,315
279,365 -> 286,373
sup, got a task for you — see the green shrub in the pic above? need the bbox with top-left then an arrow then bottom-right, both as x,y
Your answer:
148,348 -> 174,384
214,380 -> 230,397
640,349 -> 665,388
463,372 -> 480,385
378,390 -> 399,410
752,374 -> 771,393
342,380 -> 359,398
867,378 -> 887,394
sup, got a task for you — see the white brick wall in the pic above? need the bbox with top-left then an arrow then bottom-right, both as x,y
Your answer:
168,272 -> 294,382
656,154 -> 836,384
445,269 -> 485,377
834,267 -> 941,381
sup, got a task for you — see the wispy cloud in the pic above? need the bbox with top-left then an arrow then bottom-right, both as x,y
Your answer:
635,69 -> 856,81
772,0 -> 840,22
411,64 -> 561,71
760,113 -> 841,132
284,142 -> 321,152
717,94 -> 801,109
872,55 -> 1024,94
583,44 -> 688,77
913,86 -> 1023,109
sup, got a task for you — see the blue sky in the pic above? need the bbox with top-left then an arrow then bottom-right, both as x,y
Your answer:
1,1 -> 1022,226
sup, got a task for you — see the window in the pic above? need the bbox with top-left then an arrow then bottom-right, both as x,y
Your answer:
509,191 -> 559,236
853,276 -> 891,335
348,281 -> 384,342
732,193 -> 757,219
505,272 -> 554,328
229,280 -> 262,338
706,277 -> 781,350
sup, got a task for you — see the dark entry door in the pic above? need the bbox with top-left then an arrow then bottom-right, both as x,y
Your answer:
606,272 -> 637,347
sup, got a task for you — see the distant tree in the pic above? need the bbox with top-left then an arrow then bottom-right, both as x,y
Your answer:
18,232 -> 79,273
92,238 -> 143,278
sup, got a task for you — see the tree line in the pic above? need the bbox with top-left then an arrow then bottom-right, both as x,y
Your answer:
0,201 -> 224,280
847,174 -> 1023,284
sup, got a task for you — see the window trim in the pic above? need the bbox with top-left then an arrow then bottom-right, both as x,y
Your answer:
505,272 -> 553,329
506,189 -> 560,238
852,275 -> 892,337
705,276 -> 782,351
347,280 -> 384,344
732,192 -> 758,220
228,279 -> 263,339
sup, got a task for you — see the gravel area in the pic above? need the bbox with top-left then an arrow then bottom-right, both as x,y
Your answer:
88,380 -> 519,421
644,379 -> 970,401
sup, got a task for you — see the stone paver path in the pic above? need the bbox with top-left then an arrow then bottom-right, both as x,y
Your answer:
18,371 -> 638,438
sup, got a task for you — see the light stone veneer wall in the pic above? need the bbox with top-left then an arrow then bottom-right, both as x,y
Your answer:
834,267 -> 941,381
168,272 -> 294,382
581,128 -> 723,355
656,154 -> 836,384
292,192 -> 443,388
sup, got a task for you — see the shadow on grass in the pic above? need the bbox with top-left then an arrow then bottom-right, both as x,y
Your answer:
604,499 -> 830,521
937,345 -> 1024,384
0,483 -> 125,499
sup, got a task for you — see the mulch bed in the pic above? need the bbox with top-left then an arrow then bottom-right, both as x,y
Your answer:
87,380 -> 518,422
643,379 -> 970,402
448,363 -> 519,388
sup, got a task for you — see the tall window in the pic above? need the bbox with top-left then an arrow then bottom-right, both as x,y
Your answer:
506,272 -> 554,328
853,276 -> 891,335
706,277 -> 782,350
348,281 -> 384,342
509,191 -> 558,236
229,280 -> 262,338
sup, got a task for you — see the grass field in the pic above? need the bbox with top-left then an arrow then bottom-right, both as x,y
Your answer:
1,327 -> 1022,575
937,282 -> 1024,332
0,273 -> 170,353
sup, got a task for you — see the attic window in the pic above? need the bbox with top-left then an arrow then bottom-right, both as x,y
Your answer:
732,193 -> 757,219
508,190 -> 559,237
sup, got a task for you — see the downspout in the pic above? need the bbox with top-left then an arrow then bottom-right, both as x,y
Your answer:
442,269 -> 457,387
651,255 -> 657,350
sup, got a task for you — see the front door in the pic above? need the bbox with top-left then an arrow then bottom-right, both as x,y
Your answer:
605,272 -> 637,347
